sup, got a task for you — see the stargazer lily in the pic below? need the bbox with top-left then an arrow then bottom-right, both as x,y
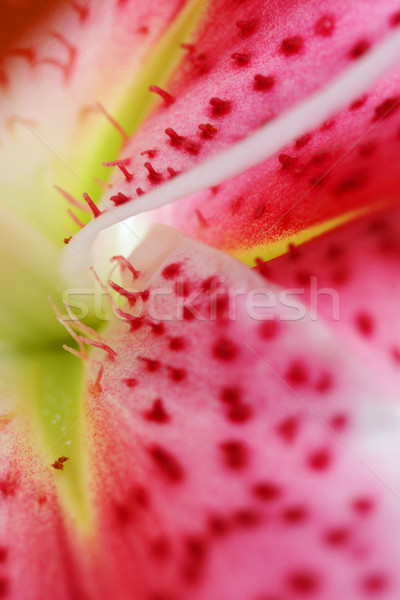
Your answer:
2,1 -> 400,599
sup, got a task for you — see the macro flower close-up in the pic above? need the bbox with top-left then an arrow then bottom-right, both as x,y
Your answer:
2,0 -> 400,598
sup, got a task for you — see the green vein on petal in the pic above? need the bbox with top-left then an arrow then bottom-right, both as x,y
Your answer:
18,351 -> 90,528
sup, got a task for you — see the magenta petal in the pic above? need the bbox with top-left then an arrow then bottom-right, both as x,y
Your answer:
81,227 -> 400,600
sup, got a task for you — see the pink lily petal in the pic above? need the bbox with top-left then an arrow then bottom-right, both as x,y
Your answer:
80,225 -> 400,600
94,0 -> 400,256
263,203 -> 400,397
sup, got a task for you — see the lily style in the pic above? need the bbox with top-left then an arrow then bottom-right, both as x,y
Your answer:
3,0 -> 400,598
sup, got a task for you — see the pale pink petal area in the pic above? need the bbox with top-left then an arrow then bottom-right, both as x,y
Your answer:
81,226 -> 400,600
95,0 -> 400,255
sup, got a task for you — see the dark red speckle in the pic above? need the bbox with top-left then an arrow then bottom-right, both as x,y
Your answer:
198,122 -> 217,138
236,20 -> 257,37
145,399 -> 170,423
282,505 -> 308,524
212,337 -> 238,361
288,571 -> 320,594
295,133 -> 312,149
231,52 -> 251,66
315,372 -> 333,393
259,319 -> 279,340
220,386 -> 242,405
352,497 -> 374,515
220,440 -> 248,470
308,448 -> 331,470
169,336 -> 185,350
324,527 -> 350,546
150,536 -> 171,561
140,357 -> 161,372
355,312 -> 374,336
209,97 -> 232,117
349,39 -> 371,60
234,508 -> 262,528
350,95 -> 367,111
374,97 -> 400,121
149,445 -> 184,483
253,74 -> 275,91
280,36 -> 304,56
315,15 -> 335,37
124,377 -> 138,388
167,367 -> 186,382
286,361 -> 308,385
208,513 -> 230,536
362,574 -> 388,594
277,416 -> 300,443
279,153 -> 296,170
144,162 -> 163,184
0,577 -> 9,598
110,192 -> 131,206
0,548 -> 7,563
228,403 -> 253,424
252,481 -> 282,501
390,11 -> 400,27
165,127 -> 184,147
162,262 -> 181,279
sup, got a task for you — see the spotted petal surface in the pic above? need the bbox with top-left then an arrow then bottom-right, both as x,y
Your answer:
95,0 -> 400,259
80,225 -> 400,600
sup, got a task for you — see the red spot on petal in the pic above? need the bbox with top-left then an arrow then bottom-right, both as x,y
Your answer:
252,481 -> 281,501
355,312 -> 374,336
169,336 -> 185,351
295,133 -> 312,149
236,20 -> 257,37
209,97 -> 232,117
280,36 -> 304,56
277,417 -> 300,443
198,122 -> 217,138
324,527 -> 350,546
253,73 -> 275,91
286,361 -> 308,385
362,574 -> 388,594
259,320 -> 279,340
349,40 -> 371,60
110,192 -> 131,206
144,162 -> 163,184
390,11 -> 400,27
282,505 -> 308,524
212,337 -> 238,361
165,127 -> 185,147
352,497 -> 374,515
308,448 -> 331,470
149,445 -> 184,483
231,52 -> 251,66
145,399 -> 170,423
220,440 -> 248,470
315,15 -> 335,37
162,262 -> 181,279
374,97 -> 400,121
288,571 -> 319,594
209,513 -> 230,536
